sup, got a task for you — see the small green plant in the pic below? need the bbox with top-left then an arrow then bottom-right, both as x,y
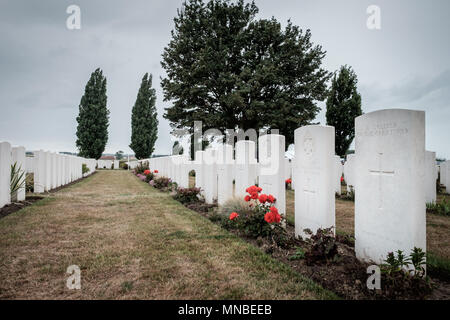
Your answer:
173,187 -> 202,204
426,200 -> 450,216
151,177 -> 171,190
303,227 -> 338,265
82,163 -> 90,175
134,162 -> 149,174
10,162 -> 25,200
289,247 -> 306,261
381,247 -> 427,278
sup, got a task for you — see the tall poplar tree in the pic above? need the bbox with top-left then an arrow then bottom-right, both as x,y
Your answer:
130,73 -> 158,159
326,65 -> 362,157
76,68 -> 109,159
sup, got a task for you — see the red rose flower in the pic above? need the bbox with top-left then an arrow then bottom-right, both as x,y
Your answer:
264,212 -> 275,223
250,192 -> 258,200
264,206 -> 281,224
285,178 -> 292,184
267,194 -> 276,203
246,185 -> 261,195
154,170 -> 159,173
340,176 -> 344,182
258,194 -> 268,203
244,195 -> 251,202
144,170 -> 151,175
229,212 -> 239,220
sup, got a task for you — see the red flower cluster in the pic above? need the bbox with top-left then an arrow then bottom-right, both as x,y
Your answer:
244,185 -> 262,201
340,176 -> 344,183
154,170 -> 159,173
229,212 -> 239,220
232,185 -> 282,226
285,178 -> 292,184
144,170 -> 151,175
264,206 -> 281,224
258,193 -> 276,204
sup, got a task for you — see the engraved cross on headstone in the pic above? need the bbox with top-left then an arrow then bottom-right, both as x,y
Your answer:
369,152 -> 395,210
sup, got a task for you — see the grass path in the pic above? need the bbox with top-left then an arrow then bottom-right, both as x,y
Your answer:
0,170 -> 335,300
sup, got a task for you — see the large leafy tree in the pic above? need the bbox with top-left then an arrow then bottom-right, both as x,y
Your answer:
326,65 -> 362,157
76,68 -> 109,159
161,0 -> 330,146
130,73 -> 159,159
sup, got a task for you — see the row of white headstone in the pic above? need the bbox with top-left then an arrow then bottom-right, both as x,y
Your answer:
0,141 -> 97,208
143,108 -> 444,265
97,159 -> 120,169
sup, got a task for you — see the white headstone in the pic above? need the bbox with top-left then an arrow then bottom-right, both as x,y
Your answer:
425,151 -> 437,204
235,141 -> 257,198
258,134 -> 286,215
113,160 -> 119,170
11,146 -> 26,201
216,144 -> 234,205
203,148 -> 218,204
443,160 -> 450,193
0,142 -> 12,208
294,126 -> 335,238
194,151 -> 205,192
34,150 -> 46,193
343,154 -> 356,188
355,109 -> 426,265
334,155 -> 343,195
44,152 -> 51,191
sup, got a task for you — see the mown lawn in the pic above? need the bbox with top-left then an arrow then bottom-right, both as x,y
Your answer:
0,170 -> 335,299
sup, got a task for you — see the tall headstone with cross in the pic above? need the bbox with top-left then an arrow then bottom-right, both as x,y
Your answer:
11,146 -> 26,201
259,134 -> 286,216
294,126 -> 335,238
216,144 -> 234,205
0,141 -> 12,208
355,109 -> 426,265
235,140 -> 257,198
425,151 -> 437,204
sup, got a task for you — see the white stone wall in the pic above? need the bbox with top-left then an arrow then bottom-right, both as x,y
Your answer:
0,142 -> 96,208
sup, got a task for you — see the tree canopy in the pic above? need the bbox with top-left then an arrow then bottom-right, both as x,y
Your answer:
130,73 -> 159,159
161,0 -> 330,146
76,68 -> 109,159
326,65 -> 362,157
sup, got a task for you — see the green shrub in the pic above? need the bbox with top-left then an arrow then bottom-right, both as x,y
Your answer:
145,172 -> 154,183
426,200 -> 450,216
26,173 -> 34,193
173,187 -> 202,204
82,163 -> 90,175
303,227 -> 338,265
134,162 -> 149,174
151,177 -> 171,190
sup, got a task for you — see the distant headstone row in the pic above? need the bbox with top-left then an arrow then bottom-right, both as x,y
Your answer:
0,141 -> 97,208
141,109 -> 445,265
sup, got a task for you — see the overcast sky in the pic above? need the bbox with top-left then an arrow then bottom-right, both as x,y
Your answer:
0,0 -> 449,158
